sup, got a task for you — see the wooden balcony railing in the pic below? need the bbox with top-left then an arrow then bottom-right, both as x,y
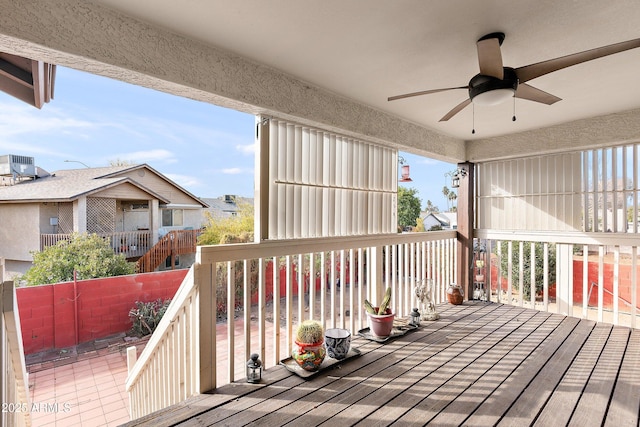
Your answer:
125,230 -> 458,419
1,281 -> 32,427
135,229 -> 201,273
40,230 -> 152,258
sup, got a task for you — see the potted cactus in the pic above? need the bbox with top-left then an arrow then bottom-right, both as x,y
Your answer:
364,287 -> 395,338
291,320 -> 326,371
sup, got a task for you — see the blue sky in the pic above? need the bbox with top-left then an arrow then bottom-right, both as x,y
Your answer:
0,66 -> 456,210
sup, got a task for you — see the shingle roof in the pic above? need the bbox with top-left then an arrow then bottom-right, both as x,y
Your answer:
0,165 -> 169,203
202,195 -> 253,219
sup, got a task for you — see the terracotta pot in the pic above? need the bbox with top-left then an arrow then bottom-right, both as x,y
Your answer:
291,339 -> 326,371
447,284 -> 464,305
367,308 -> 395,338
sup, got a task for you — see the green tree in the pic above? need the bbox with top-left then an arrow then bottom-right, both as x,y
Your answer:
22,233 -> 135,286
448,191 -> 458,210
198,201 -> 254,245
198,202 -> 256,315
424,199 -> 440,214
397,186 -> 422,230
442,186 -> 451,210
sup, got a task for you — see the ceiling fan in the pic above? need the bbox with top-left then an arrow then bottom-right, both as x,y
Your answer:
388,32 -> 640,122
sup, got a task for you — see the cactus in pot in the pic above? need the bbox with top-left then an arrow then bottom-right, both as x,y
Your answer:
292,320 -> 326,371
295,320 -> 324,344
364,287 -> 395,338
364,286 -> 392,315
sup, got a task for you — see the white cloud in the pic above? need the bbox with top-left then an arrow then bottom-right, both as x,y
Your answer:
0,102 -> 95,136
163,173 -> 203,189
236,143 -> 256,155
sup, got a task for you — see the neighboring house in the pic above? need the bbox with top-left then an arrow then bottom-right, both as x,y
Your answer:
0,155 -> 208,279
423,211 -> 457,230
201,195 -> 254,220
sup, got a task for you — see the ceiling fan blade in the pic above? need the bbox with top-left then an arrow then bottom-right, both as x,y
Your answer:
516,38 -> 640,83
388,86 -> 467,101
477,37 -> 504,79
515,83 -> 562,105
439,98 -> 472,122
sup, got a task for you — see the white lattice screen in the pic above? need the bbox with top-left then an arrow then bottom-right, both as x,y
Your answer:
57,202 -> 73,234
260,117 -> 397,239
87,197 -> 116,233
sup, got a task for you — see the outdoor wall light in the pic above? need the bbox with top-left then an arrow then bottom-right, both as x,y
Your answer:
451,168 -> 467,188
246,353 -> 262,383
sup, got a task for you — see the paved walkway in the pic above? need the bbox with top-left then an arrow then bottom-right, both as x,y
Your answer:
26,293 -> 346,426
27,334 -> 148,427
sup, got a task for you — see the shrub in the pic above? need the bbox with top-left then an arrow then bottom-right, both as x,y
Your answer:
22,232 -> 135,286
129,299 -> 171,336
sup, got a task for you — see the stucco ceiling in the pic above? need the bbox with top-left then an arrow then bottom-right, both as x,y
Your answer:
92,0 -> 640,142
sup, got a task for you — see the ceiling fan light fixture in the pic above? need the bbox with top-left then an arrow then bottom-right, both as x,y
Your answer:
468,67 -> 519,107
472,88 -> 515,106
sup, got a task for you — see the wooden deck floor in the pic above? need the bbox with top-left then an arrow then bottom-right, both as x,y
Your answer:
125,301 -> 640,427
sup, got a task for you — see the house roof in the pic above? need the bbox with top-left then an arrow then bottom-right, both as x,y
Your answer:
423,212 -> 457,228
201,195 -> 253,219
0,164 -> 205,206
95,164 -> 209,208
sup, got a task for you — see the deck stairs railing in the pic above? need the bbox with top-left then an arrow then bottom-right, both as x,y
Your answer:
1,281 -> 31,427
125,230 -> 457,419
135,229 -> 201,273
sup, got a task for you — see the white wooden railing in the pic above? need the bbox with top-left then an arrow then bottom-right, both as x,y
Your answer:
126,230 -> 457,419
1,281 -> 32,427
40,230 -> 152,257
477,230 -> 640,328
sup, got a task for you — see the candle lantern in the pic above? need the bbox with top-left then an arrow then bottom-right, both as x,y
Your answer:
410,308 -> 421,327
246,353 -> 262,383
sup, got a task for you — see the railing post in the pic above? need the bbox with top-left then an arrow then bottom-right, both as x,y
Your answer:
456,162 -> 474,299
555,243 -> 573,315
370,245 -> 384,305
196,260 -> 215,393
127,346 -> 137,374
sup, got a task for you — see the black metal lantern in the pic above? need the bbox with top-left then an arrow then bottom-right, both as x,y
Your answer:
410,308 -> 421,327
246,353 -> 262,383
451,167 -> 467,188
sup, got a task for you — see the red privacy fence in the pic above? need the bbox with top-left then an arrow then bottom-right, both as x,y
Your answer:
16,270 -> 187,355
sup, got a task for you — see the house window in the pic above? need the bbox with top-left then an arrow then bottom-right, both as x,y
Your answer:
161,209 -> 183,227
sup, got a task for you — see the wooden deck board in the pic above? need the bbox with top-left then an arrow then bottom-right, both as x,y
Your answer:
311,306 -> 531,426
125,302 -> 640,427
421,311 -> 557,426
604,328 -> 640,427
351,307 -> 536,426
205,303 -> 500,426
534,323 -> 614,426
568,326 -> 629,426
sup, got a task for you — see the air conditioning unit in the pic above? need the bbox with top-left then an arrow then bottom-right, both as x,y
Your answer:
0,154 -> 36,178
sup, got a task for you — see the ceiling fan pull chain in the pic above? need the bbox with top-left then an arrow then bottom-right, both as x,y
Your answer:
472,103 -> 476,134
512,96 -> 517,122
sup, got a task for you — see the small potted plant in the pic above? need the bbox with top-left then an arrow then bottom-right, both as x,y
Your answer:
291,320 -> 326,371
364,287 -> 395,338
